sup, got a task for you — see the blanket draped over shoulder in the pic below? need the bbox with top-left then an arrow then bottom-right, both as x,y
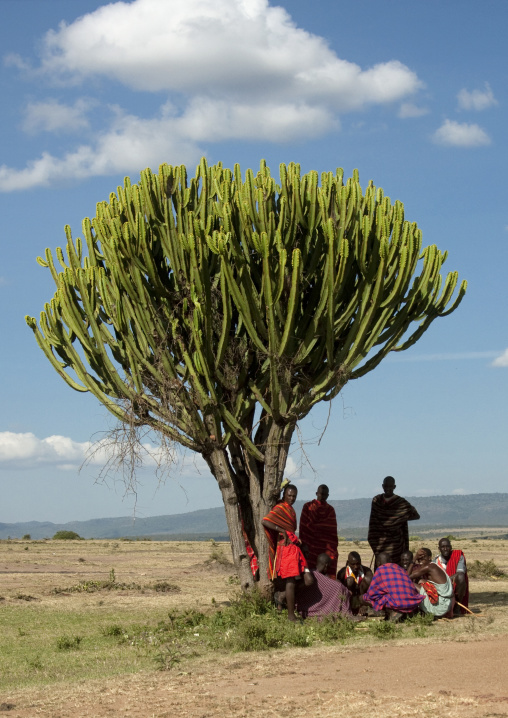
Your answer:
439,549 -> 469,613
262,501 -> 298,578
363,563 -> 424,613
299,500 -> 338,577
367,494 -> 420,564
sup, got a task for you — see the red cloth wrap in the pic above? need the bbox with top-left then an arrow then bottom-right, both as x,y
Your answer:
299,500 -> 338,577
262,501 -> 297,578
421,581 -> 439,605
445,550 -> 469,613
276,543 -> 307,579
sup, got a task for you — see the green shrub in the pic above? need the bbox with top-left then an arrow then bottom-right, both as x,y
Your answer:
22,534 -> 31,540
56,635 -> 82,650
368,620 -> 401,639
53,530 -> 83,540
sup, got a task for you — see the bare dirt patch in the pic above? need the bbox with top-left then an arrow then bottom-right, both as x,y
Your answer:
1,537 -> 508,717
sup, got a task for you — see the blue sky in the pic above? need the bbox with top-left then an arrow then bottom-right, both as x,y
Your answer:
1,0 -> 507,524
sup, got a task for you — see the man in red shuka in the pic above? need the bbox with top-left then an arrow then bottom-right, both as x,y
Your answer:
262,484 -> 308,622
299,484 -> 338,578
434,537 -> 469,615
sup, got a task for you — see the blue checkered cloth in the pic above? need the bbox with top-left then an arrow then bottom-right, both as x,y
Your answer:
363,563 -> 424,613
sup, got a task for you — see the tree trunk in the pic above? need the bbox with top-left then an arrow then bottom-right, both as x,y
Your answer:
204,421 -> 296,593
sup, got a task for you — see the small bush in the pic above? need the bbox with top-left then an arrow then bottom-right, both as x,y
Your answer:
409,535 -> 421,541
468,559 -> 506,579
368,620 -> 401,639
206,540 -> 233,567
151,581 -> 180,593
101,624 -> 124,637
53,530 -> 83,540
56,635 -> 82,650
22,534 -> 31,540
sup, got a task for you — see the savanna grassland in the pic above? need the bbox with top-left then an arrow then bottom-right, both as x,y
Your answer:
1,535 -> 508,717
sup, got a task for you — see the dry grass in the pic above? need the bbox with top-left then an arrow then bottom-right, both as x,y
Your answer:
1,536 -> 508,717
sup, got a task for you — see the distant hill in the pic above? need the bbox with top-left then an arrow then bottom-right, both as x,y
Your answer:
1,493 -> 507,540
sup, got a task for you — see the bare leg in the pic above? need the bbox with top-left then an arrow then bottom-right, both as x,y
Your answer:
285,577 -> 298,621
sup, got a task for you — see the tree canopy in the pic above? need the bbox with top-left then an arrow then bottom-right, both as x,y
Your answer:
27,159 -> 466,588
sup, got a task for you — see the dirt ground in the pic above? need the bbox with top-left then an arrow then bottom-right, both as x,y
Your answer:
1,537 -> 508,717
2,633 -> 508,717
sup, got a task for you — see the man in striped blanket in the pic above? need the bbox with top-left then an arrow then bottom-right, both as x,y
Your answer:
262,484 -> 308,622
367,476 -> 420,565
299,485 -> 338,578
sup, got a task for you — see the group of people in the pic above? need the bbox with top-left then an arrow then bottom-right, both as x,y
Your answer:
261,478 -> 469,622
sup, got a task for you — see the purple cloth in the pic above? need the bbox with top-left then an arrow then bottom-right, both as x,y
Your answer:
363,563 -> 424,613
296,571 -> 353,619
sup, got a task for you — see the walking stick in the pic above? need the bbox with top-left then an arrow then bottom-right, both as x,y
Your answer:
455,600 -> 474,615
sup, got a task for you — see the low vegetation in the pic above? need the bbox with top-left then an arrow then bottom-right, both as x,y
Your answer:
0,536 -> 506,694
468,559 -> 507,579
52,531 -> 83,540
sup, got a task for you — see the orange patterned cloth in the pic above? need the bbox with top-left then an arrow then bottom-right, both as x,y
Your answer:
421,581 -> 439,605
262,501 -> 298,578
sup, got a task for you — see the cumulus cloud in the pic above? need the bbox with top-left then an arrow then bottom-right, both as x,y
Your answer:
457,83 -> 497,111
0,106 -> 204,191
492,349 -> 508,367
36,0 -> 421,107
22,98 -> 93,134
432,119 -> 491,147
1,0 -> 423,191
398,102 -> 429,119
0,431 -> 181,471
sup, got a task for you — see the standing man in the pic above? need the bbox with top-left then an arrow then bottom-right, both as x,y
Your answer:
367,476 -> 420,565
299,484 -> 338,578
262,484 -> 307,622
434,537 -> 469,615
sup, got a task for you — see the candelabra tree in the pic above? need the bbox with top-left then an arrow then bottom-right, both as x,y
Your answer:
26,158 -> 466,590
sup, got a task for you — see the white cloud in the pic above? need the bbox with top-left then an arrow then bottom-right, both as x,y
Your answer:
492,349 -> 508,367
457,83 -> 497,111
0,431 -> 180,470
432,119 -> 491,147
36,0 -> 421,108
22,98 -> 92,134
398,102 -> 429,119
1,0 -> 423,191
0,106 -> 204,191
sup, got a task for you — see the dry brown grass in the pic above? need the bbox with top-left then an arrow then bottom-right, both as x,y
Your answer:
1,536 -> 508,717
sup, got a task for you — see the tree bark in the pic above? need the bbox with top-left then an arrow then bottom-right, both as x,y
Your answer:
204,420 -> 296,593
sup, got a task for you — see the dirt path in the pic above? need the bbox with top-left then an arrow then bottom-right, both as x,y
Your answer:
3,634 -> 508,718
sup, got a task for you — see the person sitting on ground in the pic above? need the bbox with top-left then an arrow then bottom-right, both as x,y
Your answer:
400,550 -> 414,574
434,537 -> 469,615
337,551 -> 373,612
359,552 -> 424,621
262,484 -> 308,622
409,547 -> 453,618
367,476 -> 420,565
299,484 -> 338,578
295,553 -> 354,620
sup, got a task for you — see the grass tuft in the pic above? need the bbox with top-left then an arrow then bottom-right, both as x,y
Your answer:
468,559 -> 506,579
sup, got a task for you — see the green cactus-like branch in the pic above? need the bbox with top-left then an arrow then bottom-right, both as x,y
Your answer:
26,158 -> 466,459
